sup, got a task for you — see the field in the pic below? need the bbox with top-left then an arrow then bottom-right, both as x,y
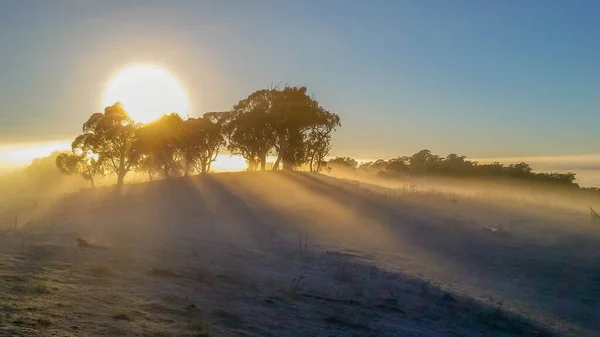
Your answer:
1,172 -> 598,336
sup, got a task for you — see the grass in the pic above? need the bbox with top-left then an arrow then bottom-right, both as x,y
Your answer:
289,275 -> 305,295
188,321 -> 211,336
385,287 -> 400,305
195,268 -> 215,285
324,312 -> 369,331
33,284 -> 52,295
90,263 -> 111,277
112,313 -> 133,321
333,262 -> 354,282
36,318 -> 52,327
212,309 -> 243,327
0,172 -> 568,336
215,271 -> 245,285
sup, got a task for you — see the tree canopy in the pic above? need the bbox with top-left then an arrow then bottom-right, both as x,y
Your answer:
72,103 -> 140,186
223,86 -> 340,171
183,112 -> 226,174
59,85 -> 341,186
56,85 -> 592,193
331,150 -> 579,188
136,113 -> 186,179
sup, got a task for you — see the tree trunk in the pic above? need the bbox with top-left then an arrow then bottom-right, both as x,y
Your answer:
281,141 -> 293,171
90,177 -> 95,189
272,156 -> 281,171
274,135 -> 287,171
283,159 -> 294,171
248,158 -> 258,171
117,173 -> 125,187
117,153 -> 127,186
260,153 -> 267,171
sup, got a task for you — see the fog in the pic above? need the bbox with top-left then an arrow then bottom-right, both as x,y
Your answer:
1,167 -> 599,335
475,154 -> 600,188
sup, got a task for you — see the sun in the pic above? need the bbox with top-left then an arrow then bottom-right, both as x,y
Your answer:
103,64 -> 190,123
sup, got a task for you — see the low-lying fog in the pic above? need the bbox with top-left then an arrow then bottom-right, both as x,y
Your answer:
0,167 -> 599,335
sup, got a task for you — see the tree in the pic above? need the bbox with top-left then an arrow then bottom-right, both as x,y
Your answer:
224,90 -> 277,171
409,149 -> 441,175
183,112 -> 226,174
271,86 -> 327,170
385,157 -> 410,176
507,162 -> 533,177
222,86 -> 339,172
345,150 -> 580,188
328,157 -> 358,170
74,102 -> 140,187
137,113 -> 185,178
55,152 -> 104,188
440,153 -> 472,176
18,151 -> 70,196
306,108 -> 341,172
137,153 -> 159,181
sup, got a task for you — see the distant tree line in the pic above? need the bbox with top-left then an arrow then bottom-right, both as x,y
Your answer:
56,85 -> 341,187
327,149 -> 579,188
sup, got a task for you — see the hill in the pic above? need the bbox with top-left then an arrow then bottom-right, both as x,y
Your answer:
1,171 -> 597,336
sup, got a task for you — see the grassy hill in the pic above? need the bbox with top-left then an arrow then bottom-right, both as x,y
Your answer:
1,171 -> 597,336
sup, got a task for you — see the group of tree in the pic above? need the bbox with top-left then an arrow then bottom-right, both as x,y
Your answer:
56,85 -> 341,188
327,149 -> 579,188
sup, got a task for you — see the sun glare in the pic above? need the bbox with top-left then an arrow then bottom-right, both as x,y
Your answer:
103,65 -> 190,123
0,141 -> 71,168
211,155 -> 249,172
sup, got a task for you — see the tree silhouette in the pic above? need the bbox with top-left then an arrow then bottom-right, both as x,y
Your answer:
137,151 -> 159,181
223,86 -> 339,171
137,113 -> 185,178
271,86 -> 324,170
348,149 -> 581,188
55,152 -> 104,188
63,85 -> 342,183
223,89 -> 277,171
74,102 -> 140,187
306,107 -> 341,172
409,149 -> 441,175
328,157 -> 359,170
183,112 -> 226,174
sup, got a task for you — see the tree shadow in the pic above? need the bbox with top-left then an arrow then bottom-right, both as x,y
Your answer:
282,172 -> 600,335
9,172 -> 574,335
28,172 -> 597,334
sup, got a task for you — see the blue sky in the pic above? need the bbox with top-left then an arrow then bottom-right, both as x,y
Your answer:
1,0 -> 600,163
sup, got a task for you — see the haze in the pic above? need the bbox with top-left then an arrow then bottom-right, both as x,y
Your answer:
1,1 -> 600,336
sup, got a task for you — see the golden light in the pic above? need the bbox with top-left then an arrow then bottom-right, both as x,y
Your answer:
103,65 -> 190,123
0,141 -> 71,168
211,155 -> 249,172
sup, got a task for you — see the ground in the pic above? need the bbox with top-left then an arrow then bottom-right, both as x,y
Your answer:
0,172 -> 598,336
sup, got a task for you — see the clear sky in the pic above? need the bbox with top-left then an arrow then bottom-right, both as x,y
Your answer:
1,0 -> 600,166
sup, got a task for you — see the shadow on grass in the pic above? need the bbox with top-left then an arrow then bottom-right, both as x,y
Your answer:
282,172 -> 598,335
28,171 -> 591,335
